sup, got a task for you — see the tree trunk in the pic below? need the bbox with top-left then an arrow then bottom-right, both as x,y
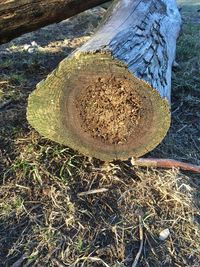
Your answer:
27,0 -> 181,161
0,0 -> 110,44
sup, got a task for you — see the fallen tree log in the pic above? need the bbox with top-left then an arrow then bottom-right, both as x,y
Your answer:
27,0 -> 181,161
0,0 -> 110,44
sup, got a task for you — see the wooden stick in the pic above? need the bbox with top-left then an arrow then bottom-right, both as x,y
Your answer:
131,158 -> 200,173
77,188 -> 108,196
0,99 -> 12,110
10,254 -> 28,267
132,215 -> 144,267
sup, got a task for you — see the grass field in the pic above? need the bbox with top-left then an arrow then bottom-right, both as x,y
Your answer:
0,2 -> 200,267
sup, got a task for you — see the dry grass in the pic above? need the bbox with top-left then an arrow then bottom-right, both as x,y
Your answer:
0,3 -> 200,267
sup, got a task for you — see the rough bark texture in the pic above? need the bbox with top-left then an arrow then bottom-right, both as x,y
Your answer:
27,0 -> 181,161
0,0 -> 110,44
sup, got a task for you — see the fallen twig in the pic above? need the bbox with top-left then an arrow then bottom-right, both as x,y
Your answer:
0,99 -> 12,110
73,256 -> 110,267
10,253 -> 28,267
78,188 -> 108,197
131,158 -> 200,173
132,215 -> 144,267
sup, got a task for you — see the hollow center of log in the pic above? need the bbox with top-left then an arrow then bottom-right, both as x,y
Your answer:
76,75 -> 141,145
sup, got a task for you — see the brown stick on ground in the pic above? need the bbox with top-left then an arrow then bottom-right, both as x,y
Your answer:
131,158 -> 200,173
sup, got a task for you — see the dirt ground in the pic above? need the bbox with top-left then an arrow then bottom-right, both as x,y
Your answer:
0,2 -> 200,267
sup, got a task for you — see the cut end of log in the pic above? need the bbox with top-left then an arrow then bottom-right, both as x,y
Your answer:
77,74 -> 141,145
27,0 -> 181,161
27,53 -> 170,161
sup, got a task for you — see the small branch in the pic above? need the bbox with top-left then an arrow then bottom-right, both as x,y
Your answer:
0,99 -> 12,110
73,256 -> 110,267
10,254 -> 28,267
77,188 -> 108,197
132,215 -> 144,267
131,158 -> 200,173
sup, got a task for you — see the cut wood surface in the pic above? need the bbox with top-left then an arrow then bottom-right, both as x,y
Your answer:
0,0 -> 110,44
27,0 -> 181,161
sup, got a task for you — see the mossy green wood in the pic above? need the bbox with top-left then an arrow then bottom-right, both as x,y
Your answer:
27,0 -> 181,161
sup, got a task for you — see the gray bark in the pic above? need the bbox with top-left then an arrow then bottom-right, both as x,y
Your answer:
79,0 -> 182,102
